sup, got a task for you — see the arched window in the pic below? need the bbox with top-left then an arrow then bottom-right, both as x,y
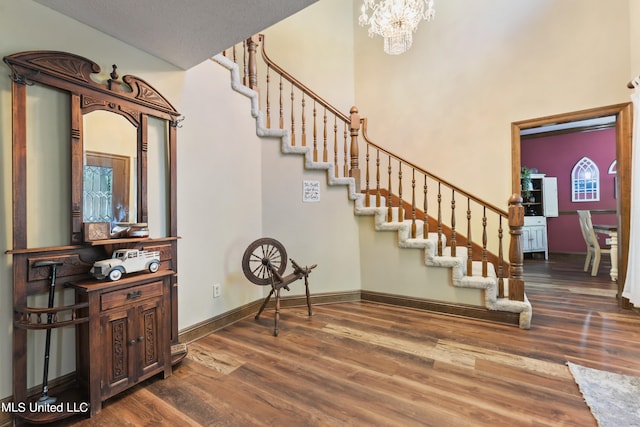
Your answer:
571,157 -> 600,202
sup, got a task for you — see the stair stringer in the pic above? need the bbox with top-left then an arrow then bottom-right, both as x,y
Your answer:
212,54 -> 532,329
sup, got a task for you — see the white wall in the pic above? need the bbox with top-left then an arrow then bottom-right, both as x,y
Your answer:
631,0 -> 640,77
353,0 -> 632,208
358,217 -> 483,305
258,0 -> 362,297
262,0 -> 356,116
260,138 -> 362,297
176,60 -> 267,328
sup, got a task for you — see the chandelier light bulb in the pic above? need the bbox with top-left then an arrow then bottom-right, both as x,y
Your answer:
359,0 -> 435,55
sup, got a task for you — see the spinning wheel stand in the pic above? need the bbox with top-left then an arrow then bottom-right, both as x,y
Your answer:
242,238 -> 316,336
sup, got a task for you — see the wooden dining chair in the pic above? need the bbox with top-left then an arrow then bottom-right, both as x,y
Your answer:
577,210 -> 611,276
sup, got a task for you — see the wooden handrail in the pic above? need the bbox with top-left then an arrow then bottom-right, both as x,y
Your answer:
258,35 -> 349,123
361,119 -> 508,218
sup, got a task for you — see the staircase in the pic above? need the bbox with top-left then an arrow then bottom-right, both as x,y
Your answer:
213,37 -> 532,329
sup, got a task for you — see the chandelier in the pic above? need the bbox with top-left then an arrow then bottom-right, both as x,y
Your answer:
358,0 -> 436,55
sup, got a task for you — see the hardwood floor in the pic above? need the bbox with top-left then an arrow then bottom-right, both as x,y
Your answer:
37,255 -> 640,426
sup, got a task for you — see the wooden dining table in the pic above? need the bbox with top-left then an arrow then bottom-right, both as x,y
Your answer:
593,224 -> 618,281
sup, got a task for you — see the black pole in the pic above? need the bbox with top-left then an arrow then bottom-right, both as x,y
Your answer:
32,260 -> 63,406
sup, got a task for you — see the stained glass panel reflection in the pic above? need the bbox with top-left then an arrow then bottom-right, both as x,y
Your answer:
83,165 -> 113,222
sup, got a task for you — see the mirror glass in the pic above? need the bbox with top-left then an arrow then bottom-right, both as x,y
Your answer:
146,116 -> 170,238
83,111 -> 137,227
26,85 -> 71,248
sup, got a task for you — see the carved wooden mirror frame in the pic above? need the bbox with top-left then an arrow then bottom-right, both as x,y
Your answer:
4,50 -> 181,248
4,51 -> 182,420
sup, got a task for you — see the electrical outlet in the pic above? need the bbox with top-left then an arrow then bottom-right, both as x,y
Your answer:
213,283 -> 221,298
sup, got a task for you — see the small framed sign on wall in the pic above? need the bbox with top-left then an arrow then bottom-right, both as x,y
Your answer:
303,180 -> 320,202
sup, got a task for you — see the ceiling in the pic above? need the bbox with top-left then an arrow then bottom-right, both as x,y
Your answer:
520,116 -> 616,137
34,0 -> 318,69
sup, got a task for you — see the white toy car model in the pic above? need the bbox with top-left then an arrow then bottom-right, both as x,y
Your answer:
90,249 -> 160,281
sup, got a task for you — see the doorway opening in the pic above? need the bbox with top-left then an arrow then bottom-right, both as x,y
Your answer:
511,103 -> 632,299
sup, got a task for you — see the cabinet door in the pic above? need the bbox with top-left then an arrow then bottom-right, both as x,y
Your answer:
101,296 -> 165,399
543,177 -> 558,217
530,226 -> 547,251
136,297 -> 165,381
101,307 -> 135,399
522,227 -> 533,252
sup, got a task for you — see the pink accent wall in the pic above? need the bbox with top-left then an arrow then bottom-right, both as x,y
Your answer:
521,128 -> 616,254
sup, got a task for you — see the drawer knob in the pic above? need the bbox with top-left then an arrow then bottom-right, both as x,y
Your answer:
129,339 -> 136,346
137,336 -> 144,342
127,290 -> 142,299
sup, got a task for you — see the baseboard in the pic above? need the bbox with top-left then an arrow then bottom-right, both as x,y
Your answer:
178,299 -> 264,344
622,296 -> 638,311
277,290 -> 361,308
361,291 -> 521,326
178,289 -> 520,344
177,291 -> 362,344
548,252 -> 587,257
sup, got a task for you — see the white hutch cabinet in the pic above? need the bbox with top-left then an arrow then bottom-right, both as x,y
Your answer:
522,174 -> 558,259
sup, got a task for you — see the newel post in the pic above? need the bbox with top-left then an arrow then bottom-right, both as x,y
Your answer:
508,193 -> 525,301
245,35 -> 259,92
349,106 -> 361,191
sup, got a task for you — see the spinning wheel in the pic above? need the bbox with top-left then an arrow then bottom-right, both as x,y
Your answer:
242,237 -> 316,336
242,238 -> 288,286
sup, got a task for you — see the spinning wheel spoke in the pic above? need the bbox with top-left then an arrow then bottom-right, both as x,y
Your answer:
249,262 -> 269,279
260,245 -> 283,268
263,244 -> 279,260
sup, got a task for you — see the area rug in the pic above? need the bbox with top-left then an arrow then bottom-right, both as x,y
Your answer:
567,361 -> 640,427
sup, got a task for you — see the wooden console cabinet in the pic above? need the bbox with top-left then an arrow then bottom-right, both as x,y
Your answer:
68,271 -> 173,415
4,51 -> 182,423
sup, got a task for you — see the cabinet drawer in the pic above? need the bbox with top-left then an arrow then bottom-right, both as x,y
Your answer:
101,281 -> 163,311
524,216 -> 545,226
